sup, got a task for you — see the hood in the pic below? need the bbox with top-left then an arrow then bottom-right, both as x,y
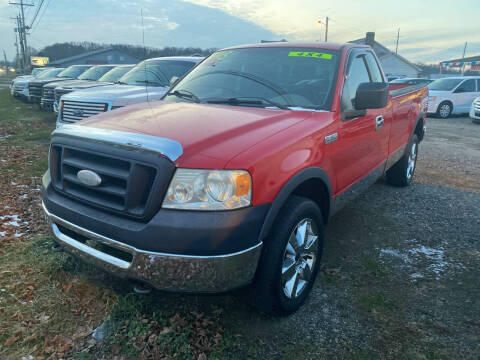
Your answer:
30,77 -> 74,85
78,101 -> 312,168
56,80 -> 112,91
64,84 -> 170,106
45,79 -> 97,89
13,78 -> 30,86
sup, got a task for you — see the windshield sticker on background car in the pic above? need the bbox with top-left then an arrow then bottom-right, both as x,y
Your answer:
288,51 -> 332,60
203,51 -> 232,67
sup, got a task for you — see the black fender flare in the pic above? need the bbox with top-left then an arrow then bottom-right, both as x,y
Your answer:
258,167 -> 333,241
411,113 -> 426,142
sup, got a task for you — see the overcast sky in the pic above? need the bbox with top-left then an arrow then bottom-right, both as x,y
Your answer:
1,0 -> 479,64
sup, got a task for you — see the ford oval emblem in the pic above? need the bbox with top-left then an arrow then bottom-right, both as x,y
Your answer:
77,169 -> 102,187
73,109 -> 84,117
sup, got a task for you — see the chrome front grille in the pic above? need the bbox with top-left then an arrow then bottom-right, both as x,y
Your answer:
474,100 -> 480,111
42,87 -> 55,101
13,84 -> 24,93
49,144 -> 168,220
55,89 -> 71,102
29,83 -> 42,97
61,100 -> 108,123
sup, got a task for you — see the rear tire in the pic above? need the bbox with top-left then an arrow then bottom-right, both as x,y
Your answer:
386,134 -> 419,187
436,102 -> 452,118
250,196 -> 324,315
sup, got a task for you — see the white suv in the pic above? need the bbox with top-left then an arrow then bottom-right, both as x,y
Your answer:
427,77 -> 480,118
470,97 -> 480,124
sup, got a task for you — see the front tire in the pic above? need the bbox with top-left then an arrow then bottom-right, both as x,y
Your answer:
250,196 -> 324,315
386,134 -> 419,187
437,102 -> 452,118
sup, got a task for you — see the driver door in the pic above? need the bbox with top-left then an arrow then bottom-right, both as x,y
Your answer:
331,49 -> 391,194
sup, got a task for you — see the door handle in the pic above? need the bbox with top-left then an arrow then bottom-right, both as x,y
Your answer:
375,115 -> 384,131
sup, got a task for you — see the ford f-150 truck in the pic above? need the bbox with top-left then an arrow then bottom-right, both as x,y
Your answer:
28,65 -> 92,104
42,43 -> 427,315
55,57 -> 203,125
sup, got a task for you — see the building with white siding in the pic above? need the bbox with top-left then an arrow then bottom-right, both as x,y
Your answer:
350,32 -> 421,79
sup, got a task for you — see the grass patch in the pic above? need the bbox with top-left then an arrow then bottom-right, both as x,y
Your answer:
0,236 -> 117,358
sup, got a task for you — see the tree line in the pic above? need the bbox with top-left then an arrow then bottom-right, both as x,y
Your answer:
35,42 -> 217,62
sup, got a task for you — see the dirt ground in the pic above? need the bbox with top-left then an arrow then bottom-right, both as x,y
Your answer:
1,87 -> 479,359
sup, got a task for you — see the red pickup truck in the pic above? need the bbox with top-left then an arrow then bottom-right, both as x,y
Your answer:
42,42 -> 427,315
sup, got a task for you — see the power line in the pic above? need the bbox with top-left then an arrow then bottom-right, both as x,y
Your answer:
29,0 -> 44,28
30,0 -> 51,34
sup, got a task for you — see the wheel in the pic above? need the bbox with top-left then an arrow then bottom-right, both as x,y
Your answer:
386,134 -> 419,187
436,102 -> 452,118
250,196 -> 324,315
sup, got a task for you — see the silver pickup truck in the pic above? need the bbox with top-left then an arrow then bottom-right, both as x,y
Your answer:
56,56 -> 203,126
52,65 -> 134,112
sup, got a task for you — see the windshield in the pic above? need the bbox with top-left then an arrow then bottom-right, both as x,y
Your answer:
428,78 -> 463,91
31,68 -> 47,76
77,65 -> 115,80
57,65 -> 91,78
98,66 -> 134,82
36,68 -> 64,78
166,47 -> 339,110
118,60 -> 197,87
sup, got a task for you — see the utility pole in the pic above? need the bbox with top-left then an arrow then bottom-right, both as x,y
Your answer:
3,50 -> 8,73
395,28 -> 400,54
14,26 -> 20,71
325,16 -> 329,42
318,16 -> 329,42
461,42 -> 467,76
9,0 -> 34,73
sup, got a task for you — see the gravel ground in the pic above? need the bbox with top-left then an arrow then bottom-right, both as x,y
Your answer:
416,116 -> 480,193
212,116 -> 480,359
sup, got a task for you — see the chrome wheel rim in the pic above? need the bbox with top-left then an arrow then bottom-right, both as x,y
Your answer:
439,104 -> 450,118
406,142 -> 417,180
281,218 -> 319,299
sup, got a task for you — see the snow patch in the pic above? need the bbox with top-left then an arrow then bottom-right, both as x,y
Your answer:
378,238 -> 462,281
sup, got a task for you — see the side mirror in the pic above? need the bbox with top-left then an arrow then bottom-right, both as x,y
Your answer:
170,76 -> 180,87
453,87 -> 465,94
355,82 -> 388,110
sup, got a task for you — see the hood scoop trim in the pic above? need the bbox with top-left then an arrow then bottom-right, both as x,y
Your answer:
53,124 -> 183,162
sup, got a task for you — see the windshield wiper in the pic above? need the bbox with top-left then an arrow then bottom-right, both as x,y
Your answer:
135,79 -> 166,87
115,81 -> 128,85
206,96 -> 290,110
166,89 -> 202,103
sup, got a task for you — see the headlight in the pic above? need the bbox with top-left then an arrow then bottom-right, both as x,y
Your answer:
428,96 -> 437,101
163,169 -> 251,210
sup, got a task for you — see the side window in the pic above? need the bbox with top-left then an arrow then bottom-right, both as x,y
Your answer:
364,52 -> 384,82
341,54 -> 371,112
455,79 -> 476,93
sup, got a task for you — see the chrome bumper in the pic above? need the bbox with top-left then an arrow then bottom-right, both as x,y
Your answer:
42,202 -> 262,292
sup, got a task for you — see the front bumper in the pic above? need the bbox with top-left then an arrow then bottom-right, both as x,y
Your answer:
470,108 -> 480,122
43,202 -> 263,292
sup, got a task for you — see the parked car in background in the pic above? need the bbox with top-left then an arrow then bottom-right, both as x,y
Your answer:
43,43 -> 428,315
28,65 -> 93,104
11,68 -> 65,100
427,76 -> 480,118
388,78 -> 433,90
41,65 -> 121,110
10,67 -> 53,95
57,56 -> 203,125
387,75 -> 405,82
470,97 -> 480,123
53,64 -> 134,112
